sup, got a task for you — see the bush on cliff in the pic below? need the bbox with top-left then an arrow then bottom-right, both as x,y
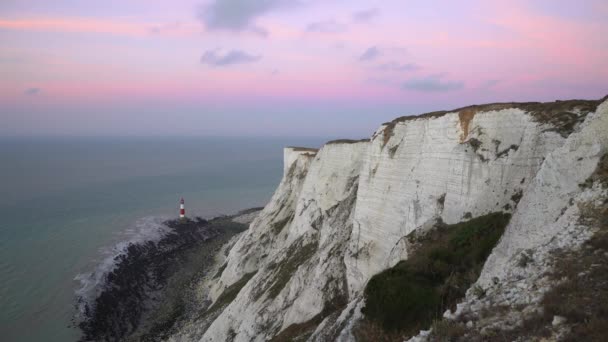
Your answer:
361,212 -> 511,337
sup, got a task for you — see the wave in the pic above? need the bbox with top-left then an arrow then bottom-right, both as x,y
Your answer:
73,216 -> 171,318
72,214 -> 225,341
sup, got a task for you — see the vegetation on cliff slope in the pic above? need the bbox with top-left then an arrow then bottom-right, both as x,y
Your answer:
358,212 -> 511,340
541,155 -> 608,342
428,154 -> 608,342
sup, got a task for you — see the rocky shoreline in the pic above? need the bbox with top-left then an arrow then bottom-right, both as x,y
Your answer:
76,210 -> 259,342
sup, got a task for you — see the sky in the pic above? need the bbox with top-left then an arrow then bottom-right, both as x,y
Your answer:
1,0 -> 607,137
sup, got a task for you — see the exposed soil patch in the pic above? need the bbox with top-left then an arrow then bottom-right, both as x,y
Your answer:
459,109 -> 477,141
382,124 -> 395,147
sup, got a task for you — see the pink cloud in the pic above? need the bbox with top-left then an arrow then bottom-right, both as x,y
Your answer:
486,1 -> 607,69
0,17 -> 199,37
2,1 -> 606,112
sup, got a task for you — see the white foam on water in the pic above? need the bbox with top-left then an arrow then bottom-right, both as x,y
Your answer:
74,216 -> 172,316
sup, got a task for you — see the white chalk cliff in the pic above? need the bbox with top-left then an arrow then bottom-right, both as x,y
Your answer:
168,97 -> 608,341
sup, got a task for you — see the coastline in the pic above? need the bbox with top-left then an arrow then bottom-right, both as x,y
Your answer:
75,208 -> 261,342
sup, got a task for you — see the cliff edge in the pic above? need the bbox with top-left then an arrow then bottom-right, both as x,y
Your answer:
168,96 -> 608,341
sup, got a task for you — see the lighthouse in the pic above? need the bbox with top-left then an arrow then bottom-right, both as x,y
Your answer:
179,198 -> 186,219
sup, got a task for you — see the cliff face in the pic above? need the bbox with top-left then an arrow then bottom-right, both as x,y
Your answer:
168,97 -> 608,341
345,107 -> 563,295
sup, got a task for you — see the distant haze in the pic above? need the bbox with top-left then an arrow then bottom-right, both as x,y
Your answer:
1,0 -> 607,137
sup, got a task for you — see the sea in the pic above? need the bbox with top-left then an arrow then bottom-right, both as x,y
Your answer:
0,136 -> 328,342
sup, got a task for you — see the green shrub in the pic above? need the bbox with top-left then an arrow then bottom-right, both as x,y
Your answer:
472,285 -> 486,299
267,238 -> 318,299
542,193 -> 608,342
431,319 -> 467,341
209,271 -> 257,311
517,251 -> 533,268
361,212 -> 511,336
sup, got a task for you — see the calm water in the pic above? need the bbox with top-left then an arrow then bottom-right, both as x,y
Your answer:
0,136 -> 327,342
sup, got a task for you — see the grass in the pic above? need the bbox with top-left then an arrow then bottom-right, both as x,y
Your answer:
580,154 -> 608,189
467,138 -> 482,152
360,213 -> 511,338
270,213 -> 294,235
267,237 -> 319,299
430,319 -> 467,341
389,98 -> 602,125
379,97 -> 604,145
270,249 -> 348,341
516,250 -> 533,268
541,168 -> 608,341
325,139 -> 370,145
287,146 -> 319,152
271,313 -> 324,342
511,190 -> 523,205
213,262 -> 228,279
235,207 -> 265,215
487,200 -> 608,342
429,152 -> 608,342
388,144 -> 400,158
496,144 -> 519,158
544,153 -> 608,341
471,285 -> 486,299
208,271 -> 257,311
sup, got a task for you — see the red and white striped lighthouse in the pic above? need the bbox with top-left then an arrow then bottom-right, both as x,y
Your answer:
179,198 -> 186,219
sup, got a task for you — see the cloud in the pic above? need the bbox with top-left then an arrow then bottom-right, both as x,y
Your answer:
197,0 -> 294,32
306,20 -> 345,33
200,49 -> 261,66
0,17 -> 199,38
24,88 -> 41,95
249,26 -> 269,37
359,46 -> 381,61
402,75 -> 464,92
377,61 -> 420,72
353,8 -> 380,22
0,17 -> 145,37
